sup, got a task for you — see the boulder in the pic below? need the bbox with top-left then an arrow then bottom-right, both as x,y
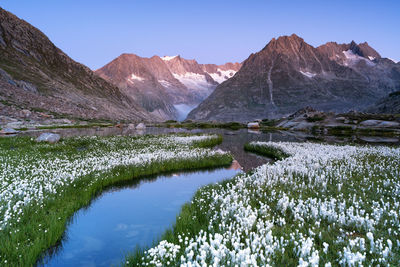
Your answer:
36,133 -> 60,143
291,122 -> 314,131
6,121 -> 23,129
21,109 -> 32,118
247,122 -> 260,129
0,128 -> 19,134
335,117 -> 346,123
136,123 -> 146,130
378,121 -> 400,128
127,123 -> 136,130
360,120 -> 400,128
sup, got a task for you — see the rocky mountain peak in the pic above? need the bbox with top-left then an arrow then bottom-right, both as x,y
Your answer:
188,34 -> 400,122
348,40 -> 381,59
263,34 -> 306,53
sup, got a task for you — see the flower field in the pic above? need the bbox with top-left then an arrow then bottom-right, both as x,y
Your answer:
129,142 -> 400,266
0,134 -> 232,266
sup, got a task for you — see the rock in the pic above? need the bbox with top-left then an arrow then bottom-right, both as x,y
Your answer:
16,80 -> 38,93
0,128 -> 19,134
360,120 -> 400,128
247,122 -> 260,129
6,121 -> 23,129
378,121 -> 400,128
358,136 -> 399,143
359,120 -> 381,127
224,131 -> 237,136
21,109 -> 32,118
279,121 -> 299,128
335,117 -> 346,123
291,122 -> 314,130
127,123 -> 136,130
136,123 -> 146,130
36,133 -> 60,143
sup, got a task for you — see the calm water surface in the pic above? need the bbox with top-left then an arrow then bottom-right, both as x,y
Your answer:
40,167 -> 241,267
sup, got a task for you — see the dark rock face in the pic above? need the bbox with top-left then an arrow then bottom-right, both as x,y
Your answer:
0,8 -> 152,121
96,54 -> 241,120
365,91 -> 400,114
188,34 -> 400,122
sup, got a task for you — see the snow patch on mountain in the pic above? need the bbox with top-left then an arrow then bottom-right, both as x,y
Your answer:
207,69 -> 237,83
172,72 -> 212,91
128,73 -> 145,82
161,56 -> 178,61
158,80 -> 172,87
388,58 -> 399,64
343,50 -> 375,66
299,70 -> 317,78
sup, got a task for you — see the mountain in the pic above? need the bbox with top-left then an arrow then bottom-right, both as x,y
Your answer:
188,34 -> 400,122
365,90 -> 400,114
96,54 -> 241,120
0,7 -> 152,122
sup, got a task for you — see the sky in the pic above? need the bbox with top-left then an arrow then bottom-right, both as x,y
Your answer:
1,0 -> 399,70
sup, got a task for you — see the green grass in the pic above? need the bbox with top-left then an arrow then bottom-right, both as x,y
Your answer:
244,142 -> 290,160
0,134 -> 232,267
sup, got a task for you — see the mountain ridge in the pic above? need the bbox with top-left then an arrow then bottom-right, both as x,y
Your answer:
96,53 -> 241,120
188,34 -> 400,122
0,7 -> 153,122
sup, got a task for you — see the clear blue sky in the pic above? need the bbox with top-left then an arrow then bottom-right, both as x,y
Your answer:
2,0 -> 399,70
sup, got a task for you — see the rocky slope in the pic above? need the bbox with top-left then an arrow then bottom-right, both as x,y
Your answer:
188,34 -> 400,122
365,90 -> 400,114
96,54 -> 241,120
0,7 -> 152,122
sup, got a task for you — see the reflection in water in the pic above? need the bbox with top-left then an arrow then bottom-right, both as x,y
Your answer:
39,165 -> 241,267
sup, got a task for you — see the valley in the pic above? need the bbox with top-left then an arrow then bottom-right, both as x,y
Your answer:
0,3 -> 399,267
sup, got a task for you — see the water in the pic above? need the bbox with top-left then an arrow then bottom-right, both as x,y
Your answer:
174,104 -> 197,121
39,166 -> 241,267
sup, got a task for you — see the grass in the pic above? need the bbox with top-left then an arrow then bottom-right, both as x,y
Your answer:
0,134 -> 232,266
126,142 -> 400,266
244,142 -> 290,160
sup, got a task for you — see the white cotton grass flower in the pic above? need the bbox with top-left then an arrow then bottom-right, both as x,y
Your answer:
137,141 -> 400,266
0,135 -> 226,229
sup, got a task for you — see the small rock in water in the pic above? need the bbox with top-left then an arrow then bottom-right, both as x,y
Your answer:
36,133 -> 61,143
136,123 -> 146,130
247,122 -> 260,129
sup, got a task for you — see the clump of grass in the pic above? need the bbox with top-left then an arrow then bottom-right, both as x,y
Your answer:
244,142 -> 290,160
